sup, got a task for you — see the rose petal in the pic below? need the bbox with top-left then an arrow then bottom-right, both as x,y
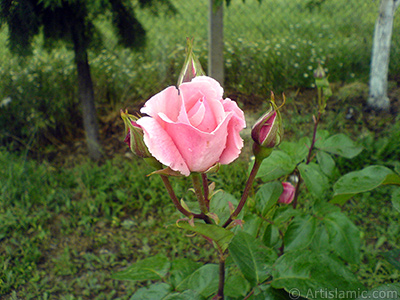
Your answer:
140,86 -> 182,122
163,114 -> 234,173
191,76 -> 224,99
187,97 -> 206,127
219,99 -> 246,164
137,116 -> 190,176
222,98 -> 246,128
219,114 -> 245,164
180,80 -> 225,132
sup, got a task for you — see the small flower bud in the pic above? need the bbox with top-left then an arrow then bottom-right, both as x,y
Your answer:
314,63 -> 331,113
313,63 -> 326,79
251,93 -> 283,161
177,38 -> 206,86
278,182 -> 296,204
121,110 -> 152,158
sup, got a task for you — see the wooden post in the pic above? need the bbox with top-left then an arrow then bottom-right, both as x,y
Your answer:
368,0 -> 399,110
209,0 -> 224,85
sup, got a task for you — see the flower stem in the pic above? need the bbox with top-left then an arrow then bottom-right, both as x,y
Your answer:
160,175 -> 211,223
201,173 -> 210,209
160,175 -> 192,218
292,111 -> 321,208
306,111 -> 321,165
222,159 -> 262,228
192,173 -> 208,215
217,255 -> 226,299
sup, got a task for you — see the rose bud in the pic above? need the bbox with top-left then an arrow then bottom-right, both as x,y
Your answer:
121,110 -> 152,158
177,38 -> 206,86
313,63 -> 331,113
251,93 -> 283,161
313,63 -> 326,79
278,182 -> 296,204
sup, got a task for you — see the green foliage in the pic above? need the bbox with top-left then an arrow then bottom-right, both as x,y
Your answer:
177,222 -> 234,253
0,48 -> 78,148
271,250 -> 365,300
298,162 -> 329,198
284,214 -> 317,252
229,231 -> 277,286
315,132 -> 363,159
332,166 -> 400,205
255,181 -> 282,217
112,254 -> 170,281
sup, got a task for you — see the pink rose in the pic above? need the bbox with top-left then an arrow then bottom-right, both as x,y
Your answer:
136,76 -> 246,176
278,182 -> 296,204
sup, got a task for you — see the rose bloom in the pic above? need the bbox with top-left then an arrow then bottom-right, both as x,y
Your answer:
136,76 -> 246,176
279,182 -> 296,204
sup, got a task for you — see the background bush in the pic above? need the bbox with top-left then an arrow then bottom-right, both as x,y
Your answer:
1,0 -> 399,150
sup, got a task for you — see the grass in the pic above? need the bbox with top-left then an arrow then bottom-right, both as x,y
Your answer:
0,149 -> 248,299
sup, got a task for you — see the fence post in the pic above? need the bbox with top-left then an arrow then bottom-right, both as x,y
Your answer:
368,0 -> 399,110
209,0 -> 224,85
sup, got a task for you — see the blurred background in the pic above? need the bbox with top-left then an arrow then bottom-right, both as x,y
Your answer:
1,0 -> 398,159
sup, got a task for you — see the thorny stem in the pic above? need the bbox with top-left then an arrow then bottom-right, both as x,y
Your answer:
160,175 -> 211,223
292,110 -> 322,209
217,255 -> 226,299
160,175 -> 192,218
222,158 -> 262,228
201,173 -> 210,209
192,173 -> 208,215
306,111 -> 321,165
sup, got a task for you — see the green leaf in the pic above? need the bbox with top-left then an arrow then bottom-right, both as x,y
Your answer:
323,211 -> 360,264
236,214 -> 263,238
298,162 -> 329,198
177,222 -> 234,252
312,201 -> 341,216
224,274 -> 250,298
316,133 -> 363,159
316,150 -> 336,177
279,137 -> 310,164
271,250 -> 365,300
112,254 -> 170,281
284,214 -> 317,252
247,285 -> 289,300
310,223 -> 330,253
163,290 -> 202,300
130,283 -> 170,300
169,259 -> 202,289
229,231 -> 278,286
331,165 -> 400,205
314,130 -> 330,148
255,181 -> 283,217
263,223 -> 281,248
175,264 -> 219,297
356,283 -> 400,300
382,249 -> 400,271
273,206 -> 300,225
210,191 -> 238,225
256,151 -> 296,181
392,188 -> 400,213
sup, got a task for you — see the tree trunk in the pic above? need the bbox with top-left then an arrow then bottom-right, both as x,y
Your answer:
368,0 -> 399,110
209,0 -> 224,85
72,27 -> 103,160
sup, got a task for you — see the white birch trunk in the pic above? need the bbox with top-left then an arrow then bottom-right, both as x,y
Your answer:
368,0 -> 399,110
209,0 -> 224,85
